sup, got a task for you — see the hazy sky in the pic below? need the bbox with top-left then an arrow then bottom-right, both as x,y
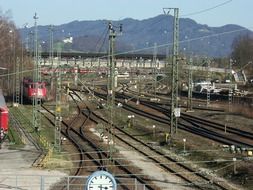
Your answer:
0,0 -> 252,29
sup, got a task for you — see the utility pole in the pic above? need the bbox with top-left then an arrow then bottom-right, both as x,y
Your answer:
153,43 -> 158,99
225,59 -> 233,130
228,59 -> 233,111
225,59 -> 233,132
164,8 -> 179,137
54,44 -> 62,152
187,58 -> 193,111
137,72 -> 140,105
9,29 -> 16,105
107,22 -> 122,160
15,57 -> 20,105
206,59 -> 211,107
107,22 -> 116,160
20,24 -> 28,105
49,25 -> 54,66
32,13 -> 41,133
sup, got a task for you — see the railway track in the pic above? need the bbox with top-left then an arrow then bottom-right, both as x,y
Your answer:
115,92 -> 253,149
42,92 -> 158,190
9,108 -> 44,166
72,89 -> 234,190
122,83 -> 225,112
70,90 -> 158,190
41,99 -> 107,189
140,99 -> 253,149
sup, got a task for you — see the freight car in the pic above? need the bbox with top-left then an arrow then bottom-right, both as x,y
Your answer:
23,78 -> 47,101
0,89 -> 8,141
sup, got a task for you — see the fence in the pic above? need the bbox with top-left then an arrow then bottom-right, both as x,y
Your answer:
0,174 -> 148,190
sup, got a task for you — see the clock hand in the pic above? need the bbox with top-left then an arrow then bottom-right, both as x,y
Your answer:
98,184 -> 103,190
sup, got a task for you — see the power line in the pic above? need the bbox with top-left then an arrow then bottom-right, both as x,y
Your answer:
0,26 -> 251,79
97,28 -> 109,53
136,0 -> 233,31
94,26 -> 253,60
182,0 -> 233,17
95,24 -> 109,52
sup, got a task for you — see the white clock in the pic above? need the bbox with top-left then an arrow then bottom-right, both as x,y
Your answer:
85,170 -> 117,190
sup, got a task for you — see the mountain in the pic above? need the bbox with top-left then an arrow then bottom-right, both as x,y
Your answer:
20,14 -> 252,57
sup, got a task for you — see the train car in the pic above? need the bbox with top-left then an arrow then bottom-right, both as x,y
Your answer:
0,89 -> 8,141
23,78 -> 47,101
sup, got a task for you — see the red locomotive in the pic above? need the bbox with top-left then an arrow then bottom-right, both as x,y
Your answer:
23,78 -> 47,101
0,89 -> 8,141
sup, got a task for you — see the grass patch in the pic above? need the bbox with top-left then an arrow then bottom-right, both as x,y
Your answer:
44,152 -> 73,172
8,104 -> 74,171
7,126 -> 25,149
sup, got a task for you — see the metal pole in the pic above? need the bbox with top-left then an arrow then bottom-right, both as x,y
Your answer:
187,58 -> 193,111
10,30 -> 16,105
40,176 -> 44,190
54,44 -> 62,152
15,57 -> 20,105
15,175 -> 18,189
225,59 -> 233,130
233,158 -> 237,174
206,59 -> 211,107
107,22 -> 116,160
67,176 -> 70,190
20,23 -> 28,105
32,13 -> 41,133
21,31 -> 24,105
183,138 -> 186,153
49,25 -> 54,66
153,43 -> 157,99
164,8 -> 179,137
229,59 -> 233,111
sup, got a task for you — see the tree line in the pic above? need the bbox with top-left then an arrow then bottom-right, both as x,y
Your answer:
0,14 -> 33,95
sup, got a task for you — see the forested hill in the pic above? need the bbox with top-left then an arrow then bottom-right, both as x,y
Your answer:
20,14 -> 252,57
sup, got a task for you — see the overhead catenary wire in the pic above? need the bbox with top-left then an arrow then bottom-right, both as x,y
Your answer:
17,0 -> 234,57
94,26 -> 253,60
0,23 -> 251,80
97,28 -> 109,53
94,24 -> 109,52
1,22 -> 251,79
146,0 -> 233,29
181,0 -> 233,17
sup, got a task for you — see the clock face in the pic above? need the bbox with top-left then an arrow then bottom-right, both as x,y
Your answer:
86,171 -> 117,190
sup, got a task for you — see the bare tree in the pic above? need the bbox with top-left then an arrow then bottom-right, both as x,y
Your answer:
231,34 -> 253,71
0,14 -> 23,94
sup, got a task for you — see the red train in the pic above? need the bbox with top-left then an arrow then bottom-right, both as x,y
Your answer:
0,89 -> 8,141
23,78 -> 47,101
